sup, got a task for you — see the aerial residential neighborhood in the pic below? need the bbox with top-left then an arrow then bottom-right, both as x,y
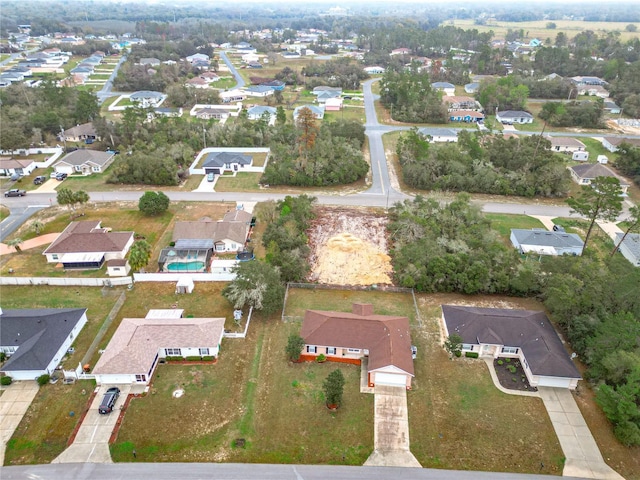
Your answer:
1,0 -> 640,479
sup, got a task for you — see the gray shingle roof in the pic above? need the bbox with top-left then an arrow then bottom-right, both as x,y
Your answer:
615,232 -> 640,261
203,152 -> 253,168
511,229 -> 584,249
442,305 -> 581,379
0,308 -> 87,372
56,150 -> 114,167
570,163 -> 629,185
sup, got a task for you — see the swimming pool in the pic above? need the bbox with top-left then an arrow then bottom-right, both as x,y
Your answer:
166,261 -> 206,272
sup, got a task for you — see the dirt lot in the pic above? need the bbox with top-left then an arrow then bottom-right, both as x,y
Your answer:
307,207 -> 392,286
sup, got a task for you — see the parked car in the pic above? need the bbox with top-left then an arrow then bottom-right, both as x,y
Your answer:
98,387 -> 121,414
552,225 -> 565,233
207,172 -> 215,182
4,189 -> 26,197
56,173 -> 68,181
411,345 -> 417,359
10,173 -> 22,181
33,175 -> 47,185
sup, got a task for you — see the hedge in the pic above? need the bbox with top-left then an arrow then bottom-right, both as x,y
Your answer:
465,352 -> 479,358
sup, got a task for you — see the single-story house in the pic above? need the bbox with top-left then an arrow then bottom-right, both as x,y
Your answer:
577,85 -> 609,98
53,150 -> 115,175
601,136 -> 640,152
247,105 -> 277,121
260,79 -> 285,91
570,76 -> 607,86
154,107 -> 183,118
315,90 -> 341,104
202,151 -> 253,175
186,77 -> 209,89
300,303 -> 415,389
219,89 -> 246,103
496,110 -> 534,124
129,90 -> 166,108
0,308 -> 88,381
324,97 -> 343,111
243,85 -> 274,97
603,101 -> 621,114
62,122 -> 99,143
293,105 -> 325,121
441,305 -> 581,389
186,53 -> 210,63
545,136 -> 586,153
93,310 -> 225,385
569,163 -> 630,194
241,53 -> 260,63
418,127 -> 458,143
449,110 -> 484,122
195,108 -> 231,121
614,233 -> 640,267
364,66 -> 385,75
172,209 -> 253,253
510,229 -> 584,256
312,86 -> 342,96
464,82 -> 480,94
199,71 -> 220,83
0,158 -> 37,177
139,57 -> 160,67
43,220 -> 134,270
431,82 -> 455,96
442,95 -> 481,111
390,48 -> 411,56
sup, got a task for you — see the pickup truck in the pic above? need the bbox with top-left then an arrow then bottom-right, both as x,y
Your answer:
4,189 -> 26,197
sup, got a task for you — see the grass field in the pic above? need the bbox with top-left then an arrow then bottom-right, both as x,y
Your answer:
444,19 -> 640,43
484,213 -> 546,237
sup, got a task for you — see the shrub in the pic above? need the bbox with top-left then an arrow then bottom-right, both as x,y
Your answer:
497,359 -> 504,365
1,376 -> 12,386
505,358 -> 511,363
465,352 -> 479,358
37,374 -> 51,386
164,356 -> 183,362
316,354 -> 327,363
201,356 -> 215,362
186,356 -> 202,361
507,365 -> 517,373
285,334 -> 305,362
292,380 -> 300,388
454,350 -> 462,357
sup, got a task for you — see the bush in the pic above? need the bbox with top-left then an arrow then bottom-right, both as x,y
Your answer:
316,354 -> 327,363
497,359 -> 504,365
201,356 -> 215,362
37,374 -> 51,386
507,365 -> 517,373
164,356 -> 183,362
186,356 -> 202,361
465,352 -> 479,358
1,376 -> 12,386
0,352 -> 6,362
454,351 -> 462,357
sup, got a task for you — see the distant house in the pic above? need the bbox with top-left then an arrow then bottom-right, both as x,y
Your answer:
431,82 -> 455,96
62,122 -> 99,143
219,89 -> 246,103
496,110 -> 533,124
43,220 -> 134,270
324,97 -> 343,111
364,66 -> 385,74
571,76 -> 607,86
93,310 -> 225,385
201,151 -> 253,175
312,86 -> 342,96
195,108 -> 231,121
443,96 -> 482,111
603,101 -> 621,114
129,90 -> 166,108
186,53 -> 210,63
241,53 -> 260,63
300,303 -> 415,389
0,158 -> 36,177
0,308 -> 88,381
390,48 -> 411,56
247,105 -> 277,121
53,150 -> 115,175
294,105 -> 325,121
199,71 -> 220,83
186,77 -> 209,89
545,136 -> 586,153
243,85 -> 274,97
510,229 -> 584,256
464,82 -> 479,94
614,233 -> 640,267
441,305 -> 581,389
153,107 -> 183,118
260,79 -> 285,91
601,136 -> 640,152
172,209 -> 253,253
315,90 -> 341,104
417,127 -> 458,143
569,163 -> 630,194
577,85 -> 609,98
449,110 -> 484,122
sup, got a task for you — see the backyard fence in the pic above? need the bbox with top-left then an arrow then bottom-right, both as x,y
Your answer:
223,306 -> 254,338
0,276 -> 132,287
133,272 -> 235,282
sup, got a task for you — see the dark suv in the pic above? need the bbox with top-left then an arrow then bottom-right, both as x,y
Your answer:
98,387 -> 121,414
33,176 -> 47,185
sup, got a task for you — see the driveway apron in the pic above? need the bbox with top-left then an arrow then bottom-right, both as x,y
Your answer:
364,384 -> 421,468
538,387 -> 624,480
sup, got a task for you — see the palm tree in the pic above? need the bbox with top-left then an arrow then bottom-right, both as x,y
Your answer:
31,220 -> 44,235
6,238 -> 24,253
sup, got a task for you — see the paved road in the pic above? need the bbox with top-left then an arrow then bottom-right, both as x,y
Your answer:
0,204 -> 49,242
96,54 -> 128,104
0,462 -> 590,479
219,50 -> 245,89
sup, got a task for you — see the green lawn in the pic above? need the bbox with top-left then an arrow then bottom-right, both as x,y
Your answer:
214,172 -> 263,192
483,213 -> 546,237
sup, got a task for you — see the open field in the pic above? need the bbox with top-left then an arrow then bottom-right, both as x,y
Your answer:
444,19 -> 640,43
484,213 -> 545,237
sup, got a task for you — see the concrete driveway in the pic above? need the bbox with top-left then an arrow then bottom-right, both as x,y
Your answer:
537,387 -> 624,480
35,179 -> 61,193
0,381 -> 40,465
364,385 -> 421,468
53,384 -> 131,464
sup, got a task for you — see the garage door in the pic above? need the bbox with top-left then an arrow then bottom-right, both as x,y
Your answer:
374,372 -> 406,387
537,376 -> 571,388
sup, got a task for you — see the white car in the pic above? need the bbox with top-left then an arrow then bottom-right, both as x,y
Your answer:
411,345 -> 417,359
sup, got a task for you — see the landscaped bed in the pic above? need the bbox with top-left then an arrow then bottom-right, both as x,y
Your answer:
493,358 -> 537,392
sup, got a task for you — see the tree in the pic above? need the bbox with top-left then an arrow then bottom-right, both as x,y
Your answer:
138,191 -> 170,216
276,106 -> 286,125
612,204 -> 640,256
567,177 -> 624,253
444,333 -> 463,358
56,188 -> 89,214
222,260 -> 285,316
31,220 -> 44,235
6,238 -> 23,253
626,24 -> 638,32
323,369 -> 345,408
128,240 -> 151,272
286,334 -> 305,362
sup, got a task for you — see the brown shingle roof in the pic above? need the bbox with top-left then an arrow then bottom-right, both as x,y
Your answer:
301,304 -> 414,376
442,305 -> 581,379
44,220 -> 133,255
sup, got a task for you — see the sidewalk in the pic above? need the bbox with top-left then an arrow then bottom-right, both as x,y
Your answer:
0,232 -> 60,256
